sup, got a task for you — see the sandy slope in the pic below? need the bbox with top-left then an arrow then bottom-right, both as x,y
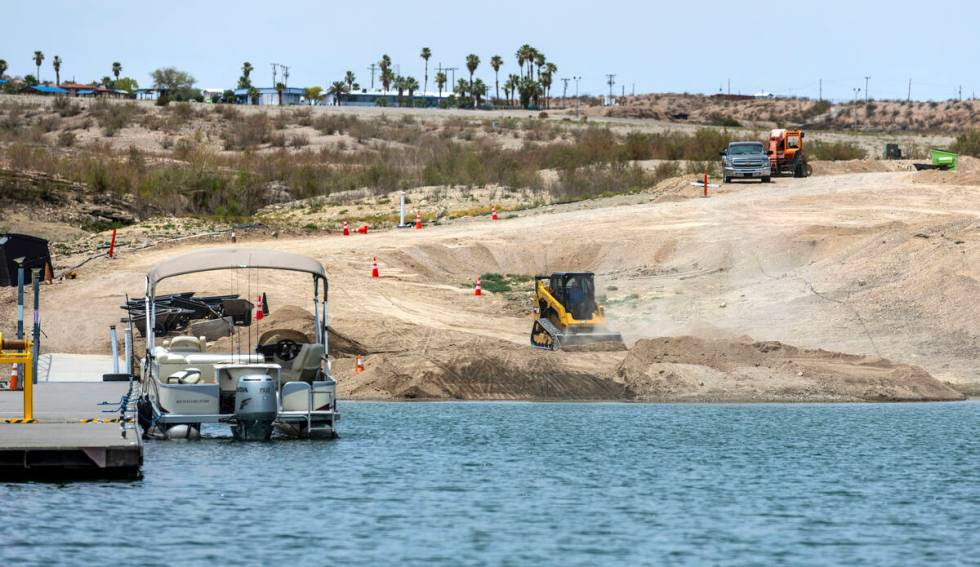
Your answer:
1,168 -> 976,400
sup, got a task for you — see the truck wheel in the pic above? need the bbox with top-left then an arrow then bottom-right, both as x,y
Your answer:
762,176 -> 771,183
724,176 -> 732,184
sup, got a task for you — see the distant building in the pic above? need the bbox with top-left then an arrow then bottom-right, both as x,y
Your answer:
332,89 -> 448,108
234,86 -> 304,106
201,88 -> 224,102
31,85 -> 69,95
57,82 -> 125,98
135,88 -> 165,101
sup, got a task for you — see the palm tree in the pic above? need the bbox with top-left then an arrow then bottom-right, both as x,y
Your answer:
379,54 -> 392,92
541,70 -> 553,109
465,54 -> 480,106
454,77 -> 469,107
517,76 -> 541,109
394,75 -> 406,107
435,71 -> 447,101
420,47 -> 431,94
242,61 -> 253,79
52,56 -> 62,85
112,61 -> 122,83
506,74 -> 519,107
345,70 -> 356,93
247,86 -> 259,105
0,60 -> 7,80
328,81 -> 348,106
490,55 -> 503,105
275,82 -> 285,106
33,50 -> 44,81
405,76 -> 419,107
503,77 -> 512,108
534,52 -> 546,80
516,44 -> 532,78
473,79 -> 487,107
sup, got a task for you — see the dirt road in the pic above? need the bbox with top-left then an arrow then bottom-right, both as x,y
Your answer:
2,168 -> 976,400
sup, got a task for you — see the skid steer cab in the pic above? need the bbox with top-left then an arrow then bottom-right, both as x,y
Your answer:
530,272 -> 625,352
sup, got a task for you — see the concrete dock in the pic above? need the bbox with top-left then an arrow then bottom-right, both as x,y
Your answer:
0,382 -> 142,480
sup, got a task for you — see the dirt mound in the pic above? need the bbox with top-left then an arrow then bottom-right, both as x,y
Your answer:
913,155 -> 980,186
810,160 -> 911,176
337,335 -> 625,401
208,305 -> 367,358
617,337 -> 964,402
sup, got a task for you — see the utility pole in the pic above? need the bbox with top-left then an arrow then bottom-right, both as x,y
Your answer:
573,76 -> 581,117
621,85 -> 625,98
282,65 -> 289,89
606,74 -> 616,106
632,82 -> 635,96
864,75 -> 870,102
727,78 -> 731,96
819,78 -> 822,101
367,63 -> 378,90
270,63 -> 279,87
959,85 -> 962,101
446,67 -> 459,86
907,78 -> 911,102
561,77 -> 570,107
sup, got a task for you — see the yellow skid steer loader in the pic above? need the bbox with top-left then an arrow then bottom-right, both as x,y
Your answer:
530,272 -> 625,352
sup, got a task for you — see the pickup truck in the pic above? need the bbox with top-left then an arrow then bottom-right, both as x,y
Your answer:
720,141 -> 771,183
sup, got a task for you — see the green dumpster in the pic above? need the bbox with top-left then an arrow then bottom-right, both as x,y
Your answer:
930,148 -> 958,171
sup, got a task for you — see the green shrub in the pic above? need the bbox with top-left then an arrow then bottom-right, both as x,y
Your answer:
808,140 -> 866,160
951,130 -> 980,157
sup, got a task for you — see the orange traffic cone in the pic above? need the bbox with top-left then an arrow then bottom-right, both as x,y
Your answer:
9,366 -> 17,390
474,276 -> 482,296
371,257 -> 380,278
343,221 -> 350,236
415,211 -> 423,230
354,355 -> 365,374
357,224 -> 369,234
491,206 -> 498,221
255,295 -> 264,321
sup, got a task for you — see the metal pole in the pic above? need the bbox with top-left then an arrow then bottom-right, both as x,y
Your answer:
110,325 -> 120,374
16,262 -> 24,384
399,191 -> 406,227
124,325 -> 133,375
31,268 -> 40,384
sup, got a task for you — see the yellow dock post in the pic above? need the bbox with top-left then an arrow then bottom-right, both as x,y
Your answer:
0,333 -> 34,422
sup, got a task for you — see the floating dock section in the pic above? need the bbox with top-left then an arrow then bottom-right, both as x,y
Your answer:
0,382 -> 142,480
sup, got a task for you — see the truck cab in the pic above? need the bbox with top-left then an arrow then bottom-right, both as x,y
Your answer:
720,141 -> 771,183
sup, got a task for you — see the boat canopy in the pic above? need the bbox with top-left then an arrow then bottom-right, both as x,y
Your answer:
147,248 -> 327,289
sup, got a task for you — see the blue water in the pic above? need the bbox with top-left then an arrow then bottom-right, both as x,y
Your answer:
3,401 -> 979,566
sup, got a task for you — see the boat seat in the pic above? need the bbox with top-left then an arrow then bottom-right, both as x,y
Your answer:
155,346 -> 262,384
280,344 -> 325,383
167,368 -> 202,384
167,335 -> 207,353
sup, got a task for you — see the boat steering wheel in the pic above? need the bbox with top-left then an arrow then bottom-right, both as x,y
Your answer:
275,339 -> 303,361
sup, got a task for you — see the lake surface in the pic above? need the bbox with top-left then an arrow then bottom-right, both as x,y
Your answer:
3,401 -> 979,565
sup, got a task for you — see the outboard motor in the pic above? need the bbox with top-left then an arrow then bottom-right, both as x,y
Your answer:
232,374 -> 277,441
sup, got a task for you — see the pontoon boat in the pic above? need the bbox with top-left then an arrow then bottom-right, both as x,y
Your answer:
135,248 -> 339,440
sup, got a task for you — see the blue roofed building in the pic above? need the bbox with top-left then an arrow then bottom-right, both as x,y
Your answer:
32,85 -> 69,95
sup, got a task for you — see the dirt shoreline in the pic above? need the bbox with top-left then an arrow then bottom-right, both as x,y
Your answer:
2,165 -> 977,403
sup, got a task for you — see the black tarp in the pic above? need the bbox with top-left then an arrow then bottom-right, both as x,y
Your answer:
0,233 -> 54,286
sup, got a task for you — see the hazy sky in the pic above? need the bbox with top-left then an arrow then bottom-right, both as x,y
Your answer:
3,0 -> 974,101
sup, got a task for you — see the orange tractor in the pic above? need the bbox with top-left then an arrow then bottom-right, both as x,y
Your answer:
768,129 -> 812,178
